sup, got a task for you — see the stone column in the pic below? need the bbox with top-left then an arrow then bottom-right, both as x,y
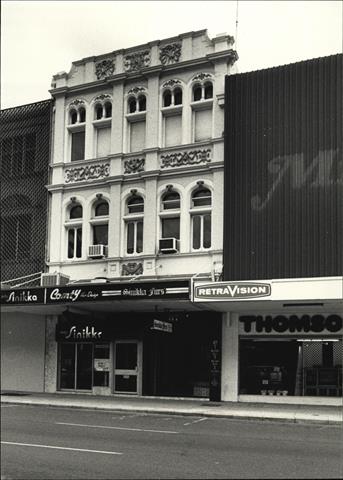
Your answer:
221,312 -> 239,401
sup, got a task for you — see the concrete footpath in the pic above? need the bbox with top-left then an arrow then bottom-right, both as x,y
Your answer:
1,391 -> 342,425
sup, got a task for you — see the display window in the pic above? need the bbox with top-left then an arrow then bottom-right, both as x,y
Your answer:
239,338 -> 342,397
58,342 -> 110,391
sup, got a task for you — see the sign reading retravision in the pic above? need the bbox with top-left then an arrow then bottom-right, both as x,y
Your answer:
193,282 -> 271,302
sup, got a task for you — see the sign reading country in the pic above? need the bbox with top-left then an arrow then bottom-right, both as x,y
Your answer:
193,282 -> 271,301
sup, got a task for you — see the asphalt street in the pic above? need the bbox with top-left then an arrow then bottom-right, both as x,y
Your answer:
1,404 -> 342,479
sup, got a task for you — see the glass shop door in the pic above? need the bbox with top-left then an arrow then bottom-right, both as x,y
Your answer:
114,340 -> 142,395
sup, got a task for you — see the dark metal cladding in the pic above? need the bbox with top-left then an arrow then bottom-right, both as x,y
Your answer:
224,55 -> 342,280
0,100 -> 53,285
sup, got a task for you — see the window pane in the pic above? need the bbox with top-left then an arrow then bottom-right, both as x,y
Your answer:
76,343 -> 93,390
128,97 -> 136,113
204,83 -> 213,99
162,217 -> 180,239
128,196 -> 144,213
60,343 -> 75,389
127,222 -> 134,254
137,221 -> 143,253
193,85 -> 202,101
76,228 -> 82,258
138,95 -> 146,111
96,104 -> 103,120
203,214 -> 211,248
93,224 -> 108,245
105,103 -> 112,118
71,131 -> 85,161
174,88 -> 182,105
192,188 -> 212,207
70,205 -> 82,219
68,229 -> 75,258
79,108 -> 86,123
162,191 -> 180,210
70,110 -> 77,124
95,201 -> 109,216
192,215 -> 201,250
115,343 -> 137,369
163,91 -> 172,107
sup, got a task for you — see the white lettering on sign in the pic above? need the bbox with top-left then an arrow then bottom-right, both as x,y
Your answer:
50,288 -> 82,302
6,291 -> 38,303
65,325 -> 103,340
195,283 -> 271,300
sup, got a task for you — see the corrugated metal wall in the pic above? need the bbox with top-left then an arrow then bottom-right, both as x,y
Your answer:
224,54 -> 342,280
0,100 -> 53,284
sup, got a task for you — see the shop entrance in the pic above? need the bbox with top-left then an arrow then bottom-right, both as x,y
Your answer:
114,340 -> 142,395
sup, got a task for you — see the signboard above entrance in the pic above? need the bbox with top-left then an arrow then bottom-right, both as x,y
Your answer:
193,282 -> 271,302
1,281 -> 190,306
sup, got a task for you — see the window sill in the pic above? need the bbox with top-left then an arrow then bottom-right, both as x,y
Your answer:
126,111 -> 146,123
190,99 -> 213,111
92,118 -> 112,128
67,123 -> 86,132
161,105 -> 183,116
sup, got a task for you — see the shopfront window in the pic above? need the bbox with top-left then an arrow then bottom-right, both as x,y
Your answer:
239,338 -> 342,397
59,342 -> 110,391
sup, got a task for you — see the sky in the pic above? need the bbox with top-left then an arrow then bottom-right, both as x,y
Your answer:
1,0 -> 342,109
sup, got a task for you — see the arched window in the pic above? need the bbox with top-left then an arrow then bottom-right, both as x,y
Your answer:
174,88 -> 182,105
138,95 -> 146,112
95,104 -> 103,120
79,107 -> 86,123
69,204 -> 83,219
128,97 -> 137,113
125,193 -> 144,254
90,198 -> 109,250
204,82 -> 213,99
193,84 -> 202,102
104,102 -> 112,118
190,185 -> 212,250
94,200 -> 109,217
66,202 -> 83,259
162,190 -> 180,210
160,187 -> 180,251
163,90 -> 172,107
70,109 -> 78,124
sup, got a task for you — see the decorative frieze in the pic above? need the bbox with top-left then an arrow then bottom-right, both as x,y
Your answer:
160,149 -> 211,169
121,262 -> 143,276
124,50 -> 151,72
124,158 -> 145,174
65,163 -> 110,183
95,59 -> 115,80
162,79 -> 181,89
159,43 -> 181,65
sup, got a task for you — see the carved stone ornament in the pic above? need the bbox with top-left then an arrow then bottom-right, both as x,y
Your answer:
95,59 -> 115,80
159,43 -> 182,65
192,73 -> 213,82
128,87 -> 146,95
160,149 -> 211,169
124,158 -> 145,174
69,99 -> 85,107
162,79 -> 181,89
94,94 -> 112,102
124,50 -> 151,72
65,163 -> 110,183
121,262 -> 143,276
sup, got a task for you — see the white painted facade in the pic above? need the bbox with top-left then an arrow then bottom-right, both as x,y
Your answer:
47,30 -> 237,283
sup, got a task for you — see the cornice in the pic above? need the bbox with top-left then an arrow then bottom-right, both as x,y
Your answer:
206,49 -> 238,65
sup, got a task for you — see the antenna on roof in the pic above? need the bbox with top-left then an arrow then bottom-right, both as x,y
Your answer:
235,0 -> 239,51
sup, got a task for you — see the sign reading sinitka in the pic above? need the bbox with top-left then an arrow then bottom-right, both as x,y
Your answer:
193,282 -> 271,302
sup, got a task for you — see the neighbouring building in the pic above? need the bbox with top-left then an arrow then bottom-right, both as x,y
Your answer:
1,100 -> 53,391
1,30 -> 237,398
193,54 -> 343,405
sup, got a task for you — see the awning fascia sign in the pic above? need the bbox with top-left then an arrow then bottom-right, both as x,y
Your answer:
192,277 -> 343,303
1,280 -> 190,306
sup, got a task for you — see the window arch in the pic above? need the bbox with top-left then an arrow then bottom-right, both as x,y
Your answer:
191,75 -> 214,102
125,192 -> 144,254
190,183 -> 212,250
162,189 -> 180,210
94,200 -> 109,217
93,96 -> 112,120
68,101 -> 86,124
69,204 -> 83,219
90,196 -> 109,250
159,186 -> 181,251
127,93 -> 147,114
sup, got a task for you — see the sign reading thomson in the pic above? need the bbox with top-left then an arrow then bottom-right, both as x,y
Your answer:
193,282 -> 271,302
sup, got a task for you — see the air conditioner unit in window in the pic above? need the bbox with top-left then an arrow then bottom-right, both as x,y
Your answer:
159,238 -> 179,254
88,245 -> 108,258
40,272 -> 70,287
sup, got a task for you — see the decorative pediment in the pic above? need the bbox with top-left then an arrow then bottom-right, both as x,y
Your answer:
159,43 -> 181,65
127,87 -> 146,95
69,99 -> 85,107
94,94 -> 112,102
124,50 -> 151,72
192,73 -> 213,82
162,79 -> 181,89
95,59 -> 115,80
